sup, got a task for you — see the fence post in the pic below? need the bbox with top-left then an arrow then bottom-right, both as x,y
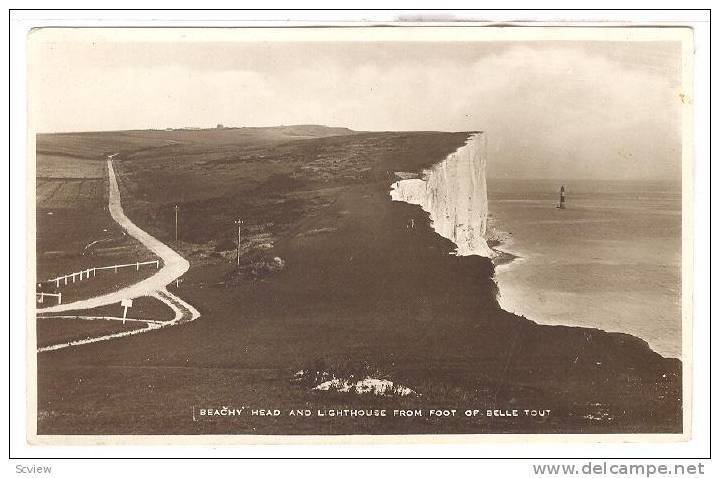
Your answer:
64,276 -> 68,285
72,273 -> 76,283
38,293 -> 43,303
58,292 -> 62,305
56,278 -> 60,288
136,262 -> 139,271
155,260 -> 159,269
115,265 -> 118,273
92,268 -> 96,277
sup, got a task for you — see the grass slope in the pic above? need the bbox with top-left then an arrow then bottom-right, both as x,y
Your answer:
36,127 -> 681,435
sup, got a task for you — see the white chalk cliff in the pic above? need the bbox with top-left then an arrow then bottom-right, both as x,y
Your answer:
390,133 -> 494,258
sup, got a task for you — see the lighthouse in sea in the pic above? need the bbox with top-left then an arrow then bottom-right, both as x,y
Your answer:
558,185 -> 566,209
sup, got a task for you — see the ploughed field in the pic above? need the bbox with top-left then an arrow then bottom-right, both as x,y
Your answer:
36,126 -> 681,435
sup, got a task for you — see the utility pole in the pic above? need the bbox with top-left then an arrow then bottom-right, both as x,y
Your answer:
175,204 -> 179,241
235,218 -> 244,266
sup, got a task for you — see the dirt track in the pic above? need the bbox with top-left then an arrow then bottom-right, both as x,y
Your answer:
37,159 -> 200,348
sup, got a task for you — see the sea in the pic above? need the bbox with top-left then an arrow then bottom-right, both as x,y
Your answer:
487,179 -> 683,359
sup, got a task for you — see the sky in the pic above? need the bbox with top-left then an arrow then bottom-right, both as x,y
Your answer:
29,30 -> 685,180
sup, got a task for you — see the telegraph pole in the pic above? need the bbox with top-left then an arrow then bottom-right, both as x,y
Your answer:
174,204 -> 179,241
235,219 -> 244,266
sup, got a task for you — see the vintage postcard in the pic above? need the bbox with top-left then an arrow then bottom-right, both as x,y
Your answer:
26,25 -> 693,443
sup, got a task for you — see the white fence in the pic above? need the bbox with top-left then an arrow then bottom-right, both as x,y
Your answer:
44,259 -> 160,288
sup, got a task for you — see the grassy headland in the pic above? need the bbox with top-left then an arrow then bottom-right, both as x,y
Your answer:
36,126 -> 681,435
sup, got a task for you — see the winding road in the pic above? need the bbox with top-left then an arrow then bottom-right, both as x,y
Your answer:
36,158 -> 200,351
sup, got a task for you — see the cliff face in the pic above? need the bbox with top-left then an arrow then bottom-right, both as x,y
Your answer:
390,133 -> 494,257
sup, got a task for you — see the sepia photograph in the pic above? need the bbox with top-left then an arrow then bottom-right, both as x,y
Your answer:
26,25 -> 693,442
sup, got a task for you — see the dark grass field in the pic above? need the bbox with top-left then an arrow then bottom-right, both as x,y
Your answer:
36,296 -> 176,350
37,318 -> 148,349
35,126 -> 682,435
39,296 -> 176,323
